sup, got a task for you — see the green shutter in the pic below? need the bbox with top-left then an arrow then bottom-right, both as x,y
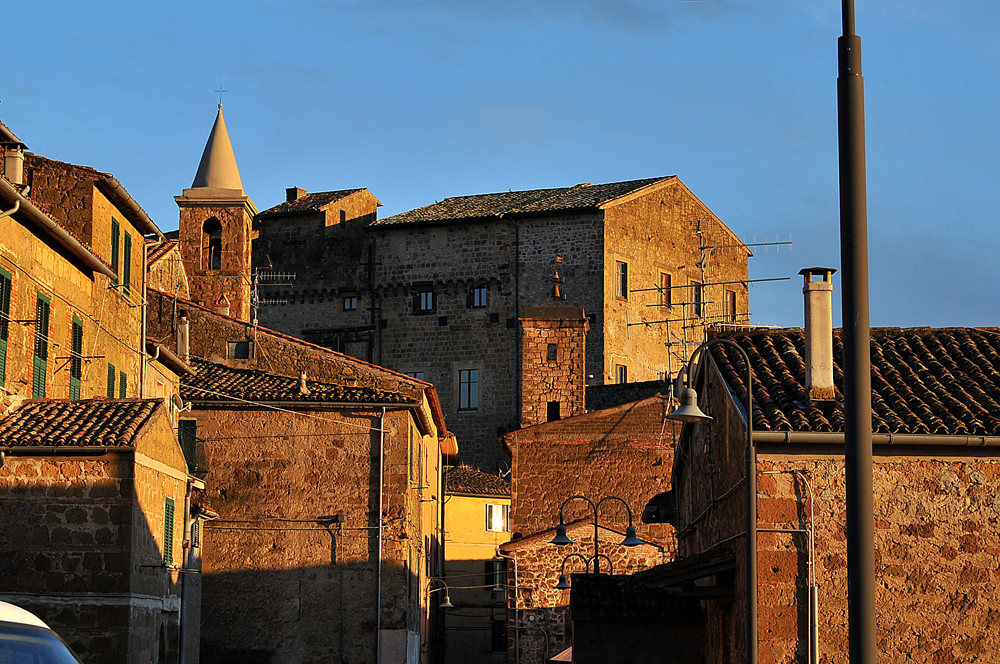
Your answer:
70,317 -> 83,400
119,371 -> 127,398
107,363 -> 116,398
0,269 -> 11,387
110,218 -> 120,286
178,420 -> 198,470
32,294 -> 50,398
164,497 -> 175,566
122,231 -> 132,297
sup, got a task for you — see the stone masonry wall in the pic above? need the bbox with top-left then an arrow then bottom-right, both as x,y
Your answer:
520,312 -> 588,428
177,201 -> 253,321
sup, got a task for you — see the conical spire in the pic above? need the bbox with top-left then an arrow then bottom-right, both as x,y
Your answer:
191,104 -> 244,193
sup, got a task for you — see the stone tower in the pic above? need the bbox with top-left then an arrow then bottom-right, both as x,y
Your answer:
519,305 -> 589,428
176,104 -> 257,321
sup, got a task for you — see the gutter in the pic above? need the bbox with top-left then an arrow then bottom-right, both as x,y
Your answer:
1,446 -> 122,456
146,341 -> 196,376
753,431 -> 1000,448
0,177 -> 116,279
186,399 -> 419,409
96,177 -> 165,240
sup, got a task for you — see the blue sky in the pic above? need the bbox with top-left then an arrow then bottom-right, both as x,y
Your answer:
4,1 -> 1000,328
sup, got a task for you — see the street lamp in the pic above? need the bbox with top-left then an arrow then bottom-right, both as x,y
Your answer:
554,552 -> 614,590
549,494 -> 642,576
426,578 -> 454,610
667,338 -> 756,664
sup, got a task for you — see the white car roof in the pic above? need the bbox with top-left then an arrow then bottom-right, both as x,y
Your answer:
0,601 -> 49,628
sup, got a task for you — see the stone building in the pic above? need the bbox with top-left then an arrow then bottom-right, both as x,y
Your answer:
0,399 -> 205,664
145,286 -> 455,663
648,269 -> 1000,663
441,465 -> 512,664
253,175 -> 750,471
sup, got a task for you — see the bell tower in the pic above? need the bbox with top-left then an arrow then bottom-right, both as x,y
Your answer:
176,104 -> 256,321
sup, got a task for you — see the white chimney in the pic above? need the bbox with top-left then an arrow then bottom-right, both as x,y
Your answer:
4,146 -> 24,186
177,314 -> 190,365
799,267 -> 836,401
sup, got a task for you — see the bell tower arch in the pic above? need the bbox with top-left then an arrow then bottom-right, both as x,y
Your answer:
176,104 -> 257,321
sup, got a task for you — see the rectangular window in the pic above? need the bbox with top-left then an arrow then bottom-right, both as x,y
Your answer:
470,285 -> 487,308
726,290 -> 737,324
32,294 -> 50,398
485,559 -> 506,592
122,231 -> 132,297
119,371 -> 127,398
0,268 -> 11,387
227,341 -> 250,359
616,261 -> 628,299
615,364 -> 628,385
179,420 -> 198,471
164,497 -> 175,566
70,317 -> 83,400
546,343 -> 558,362
491,618 -> 507,653
547,401 -> 561,422
343,296 -> 358,311
414,286 -> 435,314
459,369 -> 479,410
692,281 -> 704,317
107,362 -> 116,398
110,218 -> 120,286
660,272 -> 672,307
486,503 -> 510,533
404,371 -> 425,381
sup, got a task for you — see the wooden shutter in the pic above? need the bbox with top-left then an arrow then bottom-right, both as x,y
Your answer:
0,269 -> 11,386
70,317 -> 83,400
110,219 -> 120,285
122,231 -> 132,297
32,295 -> 50,398
164,498 -> 175,566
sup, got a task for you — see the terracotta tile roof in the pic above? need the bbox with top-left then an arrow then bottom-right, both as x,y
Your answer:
709,327 -> 1000,435
147,239 -> 178,266
182,357 -> 418,405
372,177 -> 673,227
445,465 -> 510,497
0,399 -> 160,448
258,189 -> 365,218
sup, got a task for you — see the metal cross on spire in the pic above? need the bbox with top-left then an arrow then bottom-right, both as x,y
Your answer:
214,85 -> 228,107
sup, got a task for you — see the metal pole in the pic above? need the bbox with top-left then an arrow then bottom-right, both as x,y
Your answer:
838,2 -> 876,663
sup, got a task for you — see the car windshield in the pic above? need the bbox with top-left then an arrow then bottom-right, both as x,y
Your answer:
0,622 -> 82,664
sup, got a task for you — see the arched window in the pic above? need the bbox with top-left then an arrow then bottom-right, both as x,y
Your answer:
202,218 -> 222,271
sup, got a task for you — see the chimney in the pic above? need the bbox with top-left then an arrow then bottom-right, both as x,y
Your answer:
297,370 -> 310,396
799,267 -> 837,400
177,313 -> 190,365
3,145 -> 24,186
286,187 -> 306,202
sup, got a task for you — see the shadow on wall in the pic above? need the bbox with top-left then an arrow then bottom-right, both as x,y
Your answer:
0,467 -> 183,664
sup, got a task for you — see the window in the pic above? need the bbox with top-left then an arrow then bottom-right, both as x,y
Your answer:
470,285 -> 487,308
404,371 -> 425,381
163,497 -> 175,566
459,369 -> 479,410
486,559 -> 506,592
490,618 -> 507,653
110,218 -> 120,286
107,362 -> 116,398
726,290 -> 737,324
0,268 -> 12,387
227,341 -> 250,359
546,343 -> 558,362
32,294 -> 50,398
547,401 -> 561,422
486,503 -> 510,533
692,281 -> 704,317
659,272 -> 672,307
615,364 -> 628,385
616,261 -> 628,299
179,420 -> 198,471
70,317 -> 83,400
119,371 -> 127,398
343,296 -> 358,311
413,286 -> 435,314
203,218 -> 223,271
419,289 -> 434,312
122,231 -> 132,297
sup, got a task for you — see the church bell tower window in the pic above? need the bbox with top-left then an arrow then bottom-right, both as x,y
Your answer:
203,218 -> 223,271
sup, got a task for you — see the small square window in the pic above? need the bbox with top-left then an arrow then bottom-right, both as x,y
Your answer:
227,341 -> 250,359
414,287 -> 435,313
343,296 -> 358,311
486,503 -> 509,532
616,261 -> 628,299
546,343 -> 558,361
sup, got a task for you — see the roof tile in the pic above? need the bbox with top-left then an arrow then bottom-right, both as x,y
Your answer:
0,399 -> 160,448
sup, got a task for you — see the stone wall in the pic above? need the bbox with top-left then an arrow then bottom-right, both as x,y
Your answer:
519,308 -> 588,428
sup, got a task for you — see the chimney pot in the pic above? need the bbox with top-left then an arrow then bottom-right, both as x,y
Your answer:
286,187 -> 306,202
799,267 -> 837,400
4,146 -> 24,186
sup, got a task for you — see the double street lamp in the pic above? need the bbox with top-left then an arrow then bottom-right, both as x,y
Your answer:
549,494 -> 642,586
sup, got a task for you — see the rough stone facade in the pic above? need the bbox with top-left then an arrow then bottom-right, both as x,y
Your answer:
519,307 -> 588,428
255,177 -> 749,472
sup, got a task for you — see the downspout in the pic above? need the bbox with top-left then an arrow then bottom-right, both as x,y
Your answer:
376,407 -> 386,664
179,478 -> 194,664
140,238 -> 165,399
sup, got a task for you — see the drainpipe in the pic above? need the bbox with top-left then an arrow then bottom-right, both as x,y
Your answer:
376,407 -> 386,664
140,238 -> 166,398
